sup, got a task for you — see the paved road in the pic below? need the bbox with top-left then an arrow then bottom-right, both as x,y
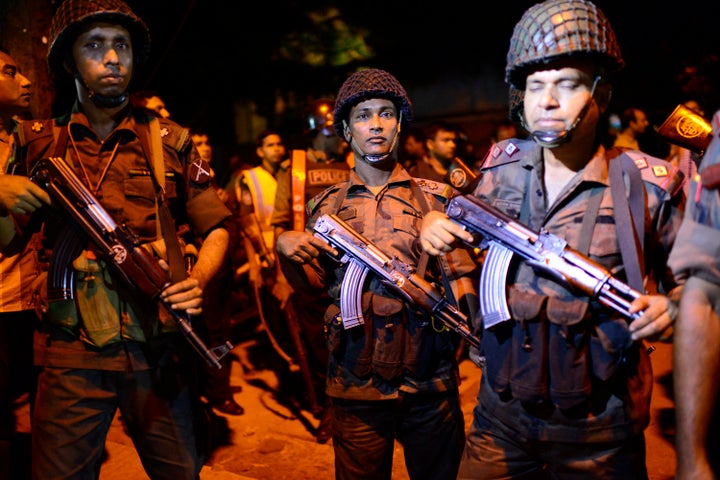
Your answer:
16,333 -> 677,479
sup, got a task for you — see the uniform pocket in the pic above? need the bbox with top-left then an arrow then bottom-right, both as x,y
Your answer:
370,295 -> 405,380
546,298 -> 592,409
507,288 -> 549,403
324,303 -> 344,355
590,317 -> 632,381
73,252 -> 125,347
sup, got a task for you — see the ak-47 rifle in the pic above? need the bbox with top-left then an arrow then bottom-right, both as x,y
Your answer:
312,214 -> 479,348
445,194 -> 644,330
30,157 -> 232,369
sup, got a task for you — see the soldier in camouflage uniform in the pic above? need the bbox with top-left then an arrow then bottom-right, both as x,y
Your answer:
0,0 -> 231,478
276,68 -> 478,479
668,110 -> 720,480
420,1 -> 685,478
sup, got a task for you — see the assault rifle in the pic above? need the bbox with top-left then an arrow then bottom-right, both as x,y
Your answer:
445,194 -> 644,329
312,214 -> 479,348
29,157 -> 232,369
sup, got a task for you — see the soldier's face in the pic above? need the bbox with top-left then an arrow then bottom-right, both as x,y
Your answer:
0,52 -> 31,115
192,134 -> 213,162
71,22 -> 133,98
347,98 -> 399,156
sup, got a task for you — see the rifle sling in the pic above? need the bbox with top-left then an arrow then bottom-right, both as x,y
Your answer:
577,187 -> 603,256
137,118 -> 187,283
329,176 -> 457,305
608,154 -> 645,291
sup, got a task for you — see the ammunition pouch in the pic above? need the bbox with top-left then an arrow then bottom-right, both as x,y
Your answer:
482,287 -> 633,410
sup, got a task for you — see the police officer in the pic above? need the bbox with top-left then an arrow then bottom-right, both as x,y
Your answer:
420,1 -> 685,478
669,111 -> 720,480
270,98 -> 351,443
0,0 -> 231,478
276,68 -> 478,479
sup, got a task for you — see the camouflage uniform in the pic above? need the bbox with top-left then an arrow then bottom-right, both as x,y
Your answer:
470,138 -> 684,441
283,162 -> 478,478
11,1 -> 231,478
667,111 -> 720,479
455,1 -> 686,478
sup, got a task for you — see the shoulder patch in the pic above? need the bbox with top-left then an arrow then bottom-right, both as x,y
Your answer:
157,119 -> 191,152
413,177 -> 454,200
306,183 -> 344,216
623,150 -> 685,197
482,139 -> 531,170
15,119 -> 54,147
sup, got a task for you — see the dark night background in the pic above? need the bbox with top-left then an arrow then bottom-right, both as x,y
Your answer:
6,0 -> 720,177
125,1 -> 720,148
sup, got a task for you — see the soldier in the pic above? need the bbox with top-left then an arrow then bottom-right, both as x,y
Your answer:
0,0 -> 231,478
420,1 -> 685,478
668,110 -> 720,480
276,68 -> 478,479
0,46 -> 47,480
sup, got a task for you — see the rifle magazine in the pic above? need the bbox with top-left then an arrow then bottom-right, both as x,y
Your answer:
340,260 -> 367,329
479,241 -> 513,329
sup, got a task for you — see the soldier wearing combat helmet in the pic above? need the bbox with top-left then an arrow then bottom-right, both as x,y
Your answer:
420,1 -> 685,478
1,0 -> 232,477
47,0 -> 151,107
276,68 -> 478,478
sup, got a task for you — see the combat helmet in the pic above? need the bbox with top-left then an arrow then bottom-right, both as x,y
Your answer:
48,0 -> 150,78
333,68 -> 412,137
505,0 -> 624,120
305,98 -> 336,137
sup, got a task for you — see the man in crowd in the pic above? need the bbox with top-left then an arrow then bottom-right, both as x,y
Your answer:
408,120 -> 458,182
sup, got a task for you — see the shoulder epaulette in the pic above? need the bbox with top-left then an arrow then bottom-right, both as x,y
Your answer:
481,138 -> 533,170
156,118 -> 191,152
412,177 -> 454,201
307,183 -> 344,216
622,150 -> 685,197
15,119 -> 54,147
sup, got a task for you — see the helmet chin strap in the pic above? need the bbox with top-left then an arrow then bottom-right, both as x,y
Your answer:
346,113 -> 403,164
78,76 -> 128,108
522,76 -> 600,148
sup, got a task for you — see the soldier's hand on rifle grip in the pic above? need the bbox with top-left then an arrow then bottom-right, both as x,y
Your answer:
157,257 -> 204,316
0,175 -> 51,216
277,230 -> 338,264
628,293 -> 677,343
420,211 -> 475,255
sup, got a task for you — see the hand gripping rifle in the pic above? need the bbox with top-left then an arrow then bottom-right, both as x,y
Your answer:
312,214 -> 479,348
30,157 -> 232,369
445,194 -> 644,330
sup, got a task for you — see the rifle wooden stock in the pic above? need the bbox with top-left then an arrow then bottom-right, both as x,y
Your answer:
445,195 -> 643,329
313,214 -> 479,348
30,157 -> 232,368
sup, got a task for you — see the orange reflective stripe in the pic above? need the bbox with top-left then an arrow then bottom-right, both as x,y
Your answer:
291,150 -> 307,231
